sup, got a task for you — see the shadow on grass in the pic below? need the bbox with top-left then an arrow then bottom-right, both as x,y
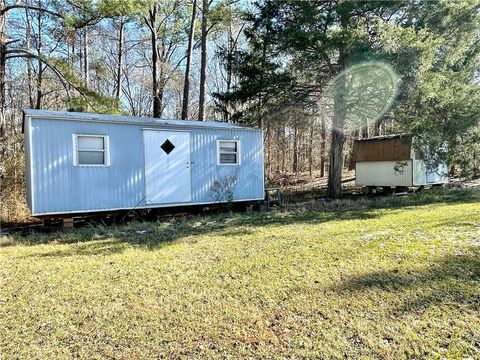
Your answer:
3,187 -> 480,259
12,209 -> 380,258
337,251 -> 480,313
27,239 -> 131,258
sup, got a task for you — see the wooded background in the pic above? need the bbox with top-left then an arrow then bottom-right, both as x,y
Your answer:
0,0 -> 479,221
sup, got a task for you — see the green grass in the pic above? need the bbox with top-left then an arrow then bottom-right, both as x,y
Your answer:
1,188 -> 480,359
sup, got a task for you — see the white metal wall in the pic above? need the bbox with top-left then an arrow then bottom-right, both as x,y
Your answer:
356,161 -> 413,187
412,160 -> 427,186
25,117 -> 264,216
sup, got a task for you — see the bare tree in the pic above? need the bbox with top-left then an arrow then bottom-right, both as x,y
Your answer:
0,0 -> 64,179
198,0 -> 208,121
181,0 -> 196,120
114,18 -> 126,99
142,1 -> 188,118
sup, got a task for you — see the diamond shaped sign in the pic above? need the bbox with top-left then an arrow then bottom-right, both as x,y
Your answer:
160,139 -> 175,155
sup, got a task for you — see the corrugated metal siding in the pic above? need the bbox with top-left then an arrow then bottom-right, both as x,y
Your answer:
28,118 -> 264,215
412,160 -> 427,186
24,117 -> 33,211
190,129 -> 264,203
356,161 -> 413,187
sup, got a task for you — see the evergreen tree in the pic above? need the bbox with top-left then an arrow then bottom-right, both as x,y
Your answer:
220,0 -> 480,196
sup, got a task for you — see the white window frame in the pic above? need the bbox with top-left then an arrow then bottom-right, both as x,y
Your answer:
73,134 -> 110,167
217,139 -> 240,165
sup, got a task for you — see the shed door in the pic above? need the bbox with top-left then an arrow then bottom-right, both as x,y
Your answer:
143,130 -> 192,204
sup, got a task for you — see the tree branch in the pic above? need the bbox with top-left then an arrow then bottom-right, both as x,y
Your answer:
0,3 -> 63,18
6,49 -> 95,107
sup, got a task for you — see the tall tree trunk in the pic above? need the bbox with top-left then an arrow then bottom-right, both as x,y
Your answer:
83,27 -> 89,87
275,128 -> 281,173
309,127 -> 314,178
348,128 -> 359,171
25,8 -> 35,108
265,123 -> 271,179
78,31 -> 83,76
320,116 -> 326,178
114,19 -> 125,99
281,125 -> 286,173
256,31 -> 268,128
327,128 -> 345,198
157,78 -> 166,116
149,6 -> 161,118
292,125 -> 298,174
181,0 -> 196,120
198,0 -> 208,121
224,18 -> 234,122
35,8 -> 42,109
35,60 -> 42,109
0,0 -> 7,180
327,62 -> 347,199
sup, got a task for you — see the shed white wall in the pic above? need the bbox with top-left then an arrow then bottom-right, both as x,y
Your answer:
412,160 -> 427,186
356,161 -> 413,187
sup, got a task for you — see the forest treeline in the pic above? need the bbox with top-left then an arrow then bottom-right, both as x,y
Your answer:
0,0 -> 479,219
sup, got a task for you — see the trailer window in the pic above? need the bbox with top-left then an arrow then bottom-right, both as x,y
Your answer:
218,140 -> 240,165
74,135 -> 109,166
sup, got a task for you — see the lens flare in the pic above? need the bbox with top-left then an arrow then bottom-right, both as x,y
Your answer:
319,61 -> 399,132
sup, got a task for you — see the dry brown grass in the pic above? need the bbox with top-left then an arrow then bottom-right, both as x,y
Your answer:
0,183 -> 33,226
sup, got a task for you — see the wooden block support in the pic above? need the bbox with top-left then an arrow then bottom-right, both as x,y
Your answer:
62,218 -> 74,230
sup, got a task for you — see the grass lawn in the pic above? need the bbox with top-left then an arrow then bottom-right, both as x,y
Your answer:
1,188 -> 480,359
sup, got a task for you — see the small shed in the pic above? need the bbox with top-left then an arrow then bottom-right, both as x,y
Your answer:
23,109 -> 264,217
353,134 -> 448,188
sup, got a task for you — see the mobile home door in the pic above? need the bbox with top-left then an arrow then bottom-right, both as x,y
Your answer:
143,130 -> 192,204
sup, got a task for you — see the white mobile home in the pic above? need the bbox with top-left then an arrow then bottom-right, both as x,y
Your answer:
23,109 -> 264,217
353,134 -> 448,188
